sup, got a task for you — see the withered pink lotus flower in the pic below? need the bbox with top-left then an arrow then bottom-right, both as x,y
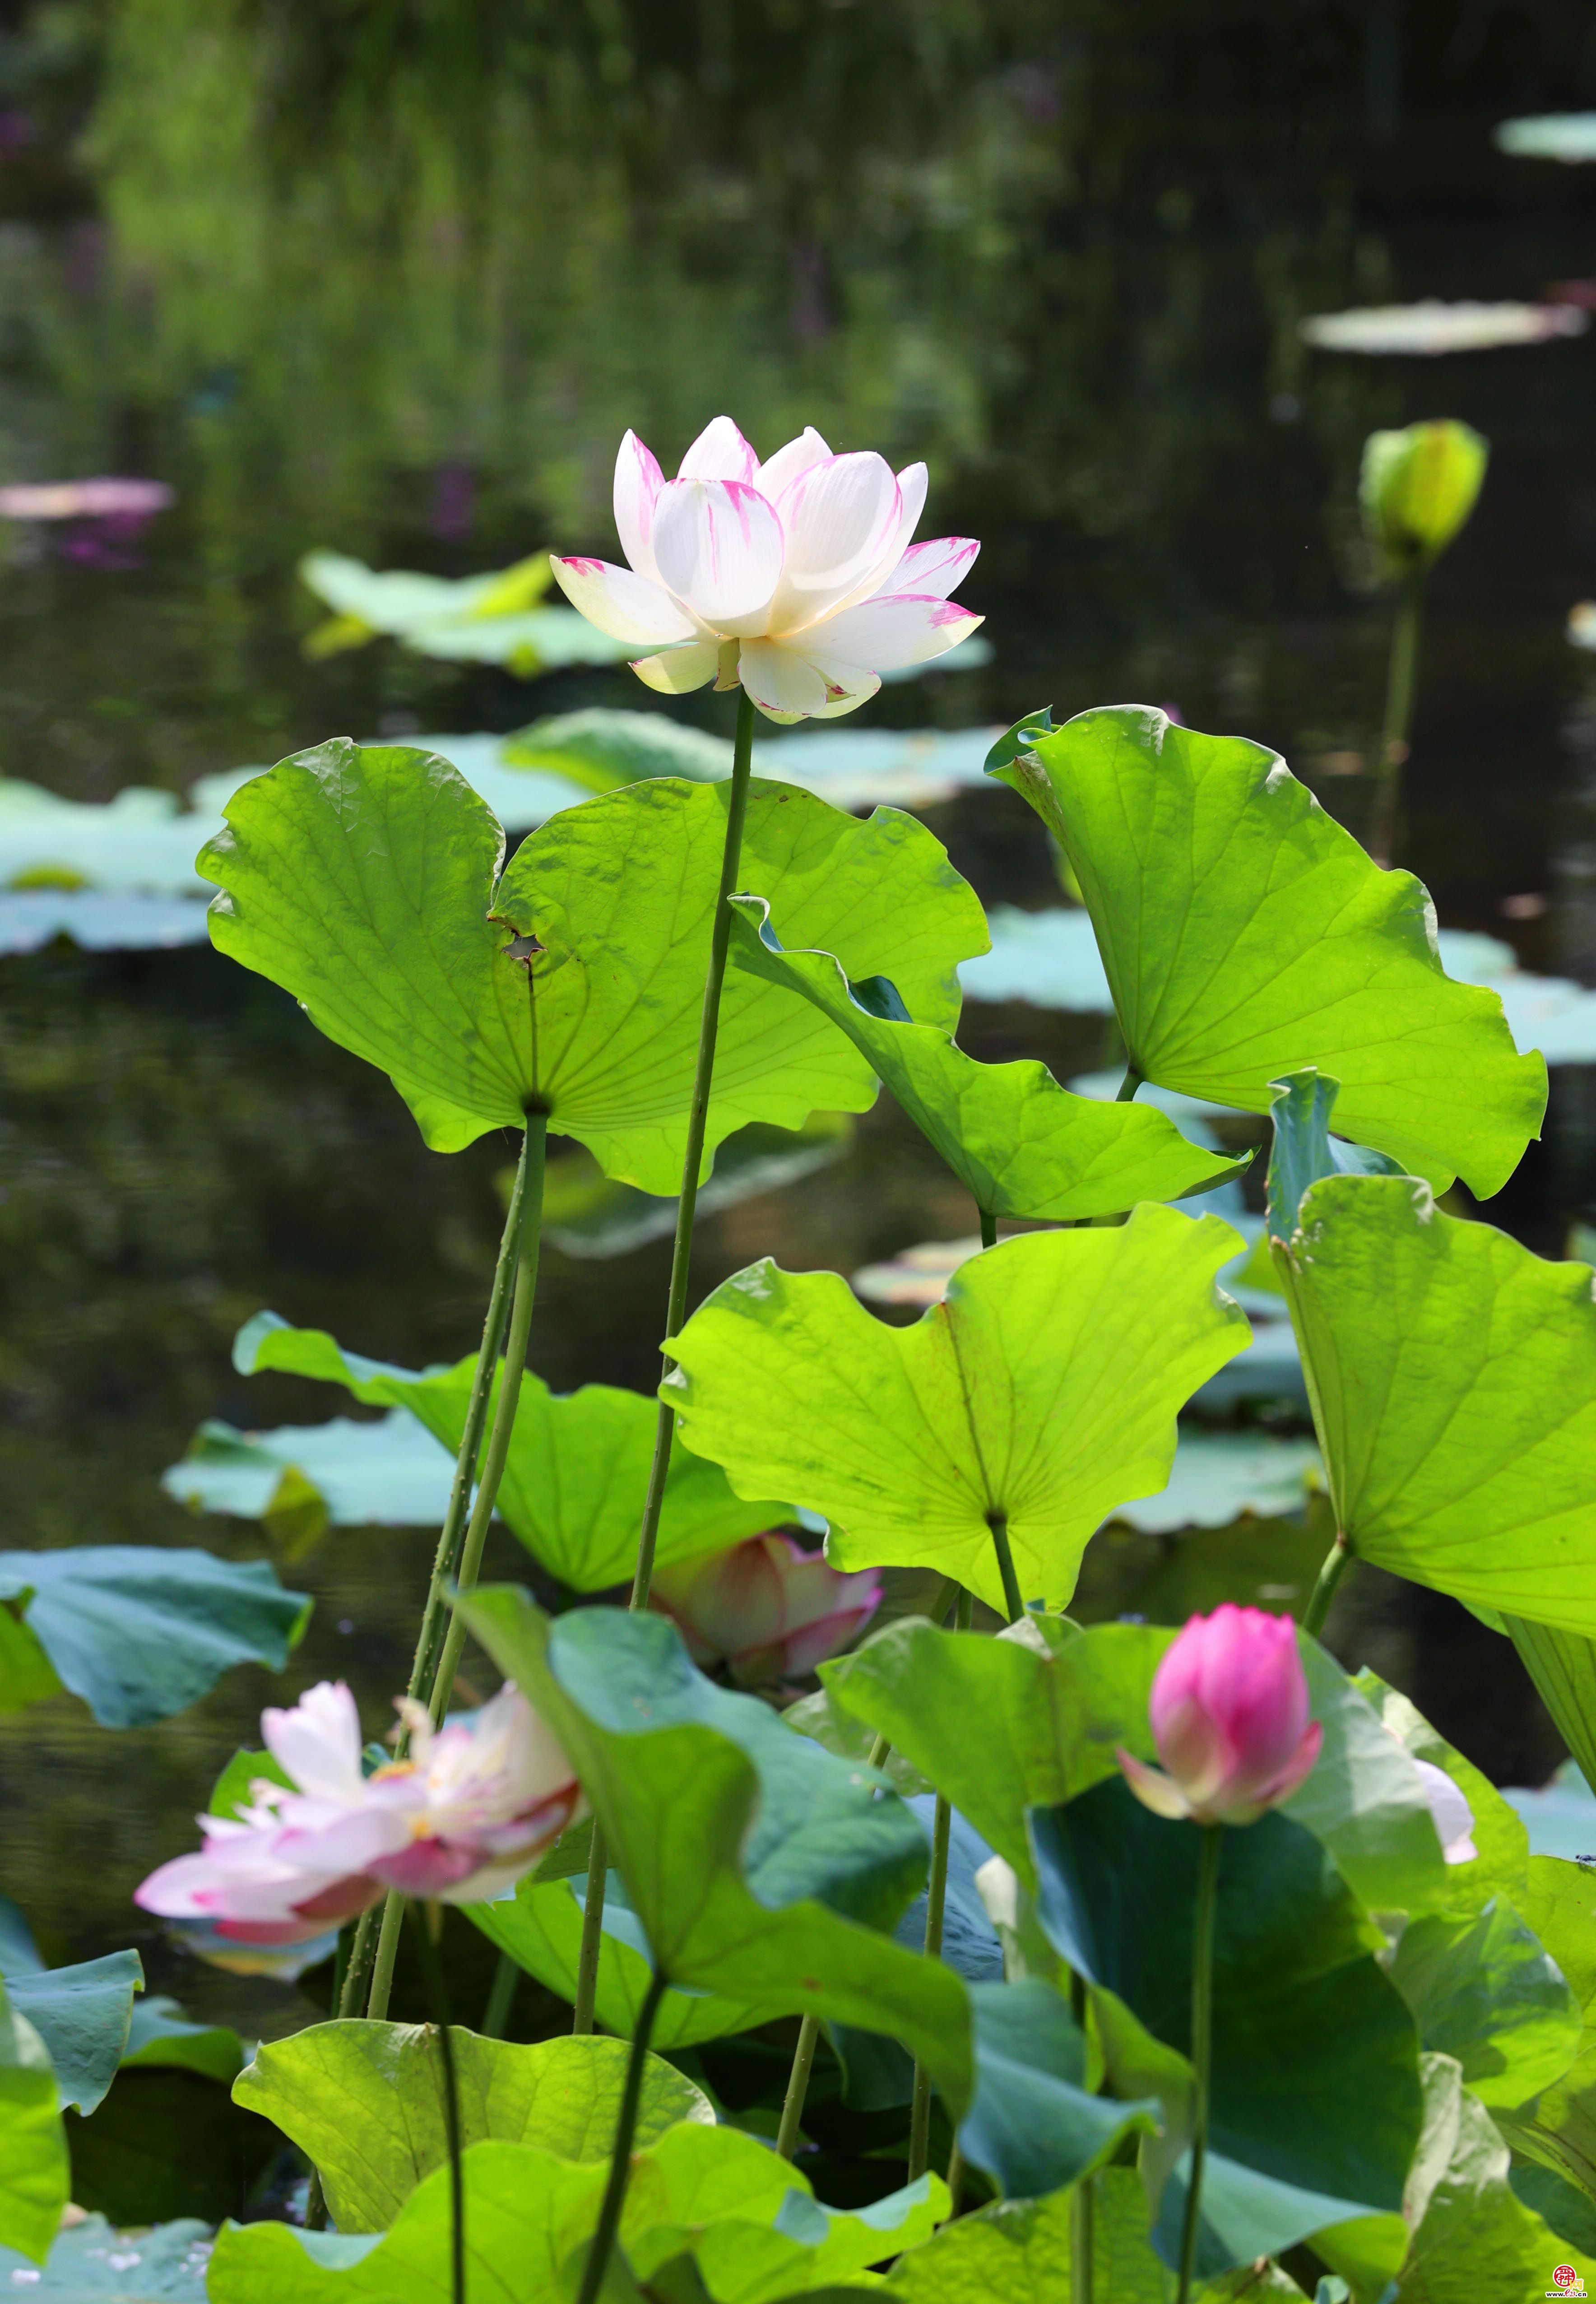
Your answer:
652,1533 -> 882,1686
550,417 -> 982,724
135,1679 -> 582,1946
1118,1605 -> 1323,1827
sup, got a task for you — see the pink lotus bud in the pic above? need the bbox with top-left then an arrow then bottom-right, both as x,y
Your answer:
1117,1605 -> 1323,1827
135,1677 -> 582,1943
651,1533 -> 882,1686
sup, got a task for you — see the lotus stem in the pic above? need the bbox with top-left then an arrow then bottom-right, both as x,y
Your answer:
987,1510 -> 1025,1625
1070,1970 -> 1093,2303
1302,1528 -> 1352,1640
775,2011 -> 822,2161
574,687 -> 757,2036
977,1206 -> 998,1251
575,1968 -> 671,2304
338,1122 -> 536,2022
480,1950 -> 519,2041
1370,567 -> 1423,869
1175,1825 -> 1222,2304
907,1585 -> 973,2181
428,1110 -> 548,1722
944,2140 -> 965,2220
1115,1064 -> 1143,1102
410,1900 -> 465,2304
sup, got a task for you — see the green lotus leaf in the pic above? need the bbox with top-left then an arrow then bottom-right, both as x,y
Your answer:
2,1953 -> 142,2117
197,744 -> 986,1190
1272,1168 -> 1596,1635
455,1592 -> 973,2114
206,2128 -> 938,2304
1355,1671 -> 1530,1912
959,1975 -> 1159,2198
822,1617 -> 1448,1918
121,1997 -> 246,2088
1391,1899 -> 1581,2113
0,1985 -> 67,2265
1031,1778 -> 1422,2283
665,1211 -> 1248,1615
1502,1617 -> 1596,1804
470,1871 -> 784,2048
234,1313 -> 782,1590
1490,1857 -> 1596,2205
502,707 -> 733,790
724,896 -> 1244,1220
1377,2054 -> 1596,2303
985,705 -> 1545,1196
233,2023 -> 709,2231
0,1549 -> 308,1730
0,2212 -> 212,2299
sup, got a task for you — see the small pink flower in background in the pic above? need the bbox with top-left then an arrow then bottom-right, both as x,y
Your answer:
1118,1605 -> 1323,1826
652,1533 -> 882,1687
0,478 -> 172,520
135,1679 -> 581,1946
550,417 -> 981,724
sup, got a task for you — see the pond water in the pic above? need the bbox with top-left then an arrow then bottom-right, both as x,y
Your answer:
5,0 -> 1596,2034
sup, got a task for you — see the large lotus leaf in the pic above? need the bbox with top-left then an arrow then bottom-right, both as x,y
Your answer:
234,1314 -> 782,1589
665,1211 -> 1248,1615
197,745 -> 987,1188
163,1410 -> 452,1536
1492,1857 -> 1596,2202
0,1986 -> 66,2266
1031,1778 -> 1422,2282
1272,1170 -> 1596,1635
470,1872 -> 784,2048
0,1550 -> 308,1730
206,2129 -> 933,2304
1384,2057 -> 1596,2302
456,1590 -> 973,2112
121,1997 -> 246,2088
822,1615 -> 1448,1917
234,2023 -> 709,2231
1503,1616 -> 1596,1800
958,1975 -> 1159,2198
985,705 -> 1545,1196
4,1954 -> 141,2116
1390,1900 -> 1580,2113
299,549 -> 630,671
724,897 -> 1243,1220
0,2213 -> 212,2299
504,707 -> 733,789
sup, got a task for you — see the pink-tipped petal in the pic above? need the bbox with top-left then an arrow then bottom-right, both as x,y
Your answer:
756,426 -> 833,499
551,555 -> 700,646
1117,1748 -> 1194,1821
877,536 -> 980,602
613,430 -> 666,581
677,416 -> 761,486
738,637 -> 830,718
631,639 -> 721,695
768,451 -> 902,632
806,678 -> 882,720
805,595 -> 982,673
653,479 -> 784,632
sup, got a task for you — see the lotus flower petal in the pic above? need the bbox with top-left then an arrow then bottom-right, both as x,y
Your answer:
653,479 -> 784,632
769,451 -> 903,629
261,1681 -> 367,1805
1129,1606 -> 1322,1826
809,593 -> 982,672
877,535 -> 980,601
631,639 -> 721,694
550,555 -> 700,645
677,415 -> 761,485
756,426 -> 833,500
613,429 -> 666,581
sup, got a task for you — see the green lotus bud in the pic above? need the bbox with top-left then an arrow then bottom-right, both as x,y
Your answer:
1359,419 -> 1488,576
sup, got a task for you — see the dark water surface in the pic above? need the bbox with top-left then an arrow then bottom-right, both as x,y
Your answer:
5,0 -> 1596,2026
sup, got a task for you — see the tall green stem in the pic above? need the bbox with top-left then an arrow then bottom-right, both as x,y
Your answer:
1115,1064 -> 1142,1102
1370,567 -> 1423,869
573,688 -> 758,2038
410,1902 -> 464,2304
1175,1826 -> 1222,2304
575,1968 -> 670,2304
479,1951 -> 519,2041
977,1206 -> 997,1251
1302,1529 -> 1351,1640
1070,1970 -> 1093,2304
775,2013 -> 821,2162
337,1120 -> 536,2022
987,1510 -> 1025,1625
366,1115 -> 549,2024
907,1587 -> 973,2181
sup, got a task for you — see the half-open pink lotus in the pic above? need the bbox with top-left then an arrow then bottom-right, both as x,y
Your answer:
652,1532 -> 882,1686
550,417 -> 981,723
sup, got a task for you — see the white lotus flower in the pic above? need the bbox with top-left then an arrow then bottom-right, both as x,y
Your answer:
550,417 -> 982,724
